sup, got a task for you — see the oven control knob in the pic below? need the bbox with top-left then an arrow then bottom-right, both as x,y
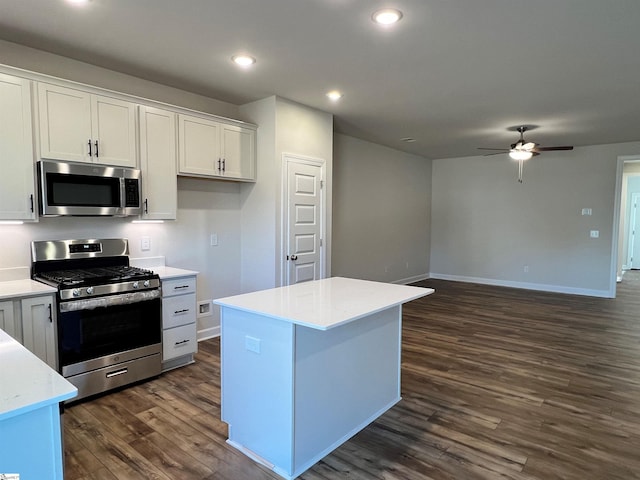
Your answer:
72,288 -> 81,297
132,281 -> 139,289
143,280 -> 150,288
86,287 -> 94,295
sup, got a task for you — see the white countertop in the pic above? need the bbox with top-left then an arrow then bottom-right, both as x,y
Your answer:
0,279 -> 57,300
214,277 -> 434,330
0,329 -> 77,420
152,266 -> 198,279
129,257 -> 198,279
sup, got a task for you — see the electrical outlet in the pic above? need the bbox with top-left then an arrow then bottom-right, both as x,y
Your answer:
210,233 -> 218,246
141,236 -> 151,251
524,265 -> 529,273
197,300 -> 212,317
590,230 -> 599,238
245,335 -> 261,354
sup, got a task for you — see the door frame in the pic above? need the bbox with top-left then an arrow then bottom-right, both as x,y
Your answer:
612,154 -> 640,296
281,153 -> 327,286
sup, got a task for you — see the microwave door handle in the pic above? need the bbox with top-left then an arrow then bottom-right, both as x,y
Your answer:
119,177 -> 126,215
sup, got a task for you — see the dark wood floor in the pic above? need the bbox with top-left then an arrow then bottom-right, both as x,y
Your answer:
63,273 -> 640,479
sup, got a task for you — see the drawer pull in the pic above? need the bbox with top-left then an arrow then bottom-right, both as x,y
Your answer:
175,339 -> 190,346
106,368 -> 128,378
174,308 -> 190,315
174,285 -> 190,290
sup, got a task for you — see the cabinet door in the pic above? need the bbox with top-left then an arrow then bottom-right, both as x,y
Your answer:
139,106 -> 177,219
220,124 -> 256,181
0,74 -> 36,220
0,300 -> 19,341
21,296 -> 57,369
178,114 -> 221,177
91,94 -> 137,167
38,83 -> 92,163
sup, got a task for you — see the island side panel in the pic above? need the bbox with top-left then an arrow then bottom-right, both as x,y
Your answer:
220,307 -> 295,475
293,305 -> 402,475
0,403 -> 65,479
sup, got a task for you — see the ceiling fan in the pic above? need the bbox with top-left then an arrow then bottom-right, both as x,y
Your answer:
478,126 -> 574,183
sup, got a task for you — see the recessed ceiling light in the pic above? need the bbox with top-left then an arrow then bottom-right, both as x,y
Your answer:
372,8 -> 403,25
66,0 -> 90,5
326,90 -> 343,101
231,54 -> 256,67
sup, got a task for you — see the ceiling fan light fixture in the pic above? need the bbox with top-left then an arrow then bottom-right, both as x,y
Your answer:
509,150 -> 533,161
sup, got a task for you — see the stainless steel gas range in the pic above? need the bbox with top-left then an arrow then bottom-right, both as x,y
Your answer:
31,238 -> 162,402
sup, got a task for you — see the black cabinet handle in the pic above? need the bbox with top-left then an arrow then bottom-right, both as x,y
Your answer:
47,304 -> 52,323
94,140 -> 99,158
222,159 -> 226,172
29,194 -> 34,213
175,339 -> 190,346
217,158 -> 221,171
144,198 -> 148,214
174,309 -> 190,315
88,139 -> 92,156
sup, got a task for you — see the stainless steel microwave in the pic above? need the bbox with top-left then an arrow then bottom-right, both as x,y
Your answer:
37,160 -> 141,217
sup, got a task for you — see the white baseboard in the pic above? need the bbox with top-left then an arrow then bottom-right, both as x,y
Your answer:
429,272 -> 612,298
391,273 -> 430,285
197,325 -> 220,341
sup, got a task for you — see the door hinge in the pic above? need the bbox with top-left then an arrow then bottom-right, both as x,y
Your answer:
320,238 -> 323,247
320,180 -> 324,189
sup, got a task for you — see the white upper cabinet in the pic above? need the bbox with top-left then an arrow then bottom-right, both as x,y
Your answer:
37,83 -> 137,167
221,123 -> 256,180
178,114 -> 256,182
0,73 -> 36,221
138,105 -> 177,220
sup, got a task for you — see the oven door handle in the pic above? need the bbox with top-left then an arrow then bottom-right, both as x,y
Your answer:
59,289 -> 161,312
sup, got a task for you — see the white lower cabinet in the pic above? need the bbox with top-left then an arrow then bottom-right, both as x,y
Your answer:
1,294 -> 57,369
161,275 -> 197,371
0,300 -> 19,341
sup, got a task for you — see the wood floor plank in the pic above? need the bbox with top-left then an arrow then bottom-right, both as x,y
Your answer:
64,271 -> 640,479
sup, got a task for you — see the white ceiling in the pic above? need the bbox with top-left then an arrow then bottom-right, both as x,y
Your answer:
1,0 -> 639,159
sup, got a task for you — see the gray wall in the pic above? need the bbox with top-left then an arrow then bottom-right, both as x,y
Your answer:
332,134 -> 431,284
430,142 -> 640,297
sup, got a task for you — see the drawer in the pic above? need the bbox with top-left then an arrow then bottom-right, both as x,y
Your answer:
163,323 -> 197,361
162,293 -> 196,328
162,276 -> 196,297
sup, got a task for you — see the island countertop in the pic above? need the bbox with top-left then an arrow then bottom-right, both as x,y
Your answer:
0,329 -> 77,421
214,277 -> 433,330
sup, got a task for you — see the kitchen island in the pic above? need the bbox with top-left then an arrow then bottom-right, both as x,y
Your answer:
214,277 -> 433,480
0,328 -> 77,479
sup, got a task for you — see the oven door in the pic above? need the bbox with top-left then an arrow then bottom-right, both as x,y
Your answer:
58,291 -> 161,377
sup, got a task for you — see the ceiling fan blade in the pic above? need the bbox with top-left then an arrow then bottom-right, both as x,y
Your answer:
482,151 -> 508,156
522,142 -> 536,151
478,148 -> 509,151
535,146 -> 574,152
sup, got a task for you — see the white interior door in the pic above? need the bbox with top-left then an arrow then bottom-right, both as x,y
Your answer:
285,156 -> 325,286
629,193 -> 640,269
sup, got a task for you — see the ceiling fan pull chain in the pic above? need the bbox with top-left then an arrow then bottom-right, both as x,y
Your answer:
518,159 -> 524,183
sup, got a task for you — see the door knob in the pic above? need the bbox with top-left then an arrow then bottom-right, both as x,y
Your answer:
290,255 -> 298,261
